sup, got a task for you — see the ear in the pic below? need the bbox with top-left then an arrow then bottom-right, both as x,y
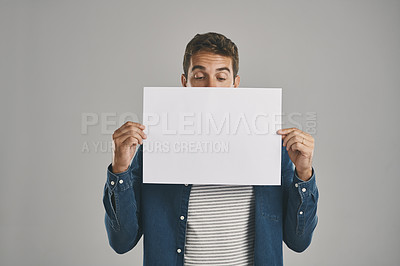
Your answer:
181,74 -> 188,87
233,75 -> 240,88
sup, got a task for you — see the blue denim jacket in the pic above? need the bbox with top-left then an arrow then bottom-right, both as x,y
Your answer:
103,144 -> 318,266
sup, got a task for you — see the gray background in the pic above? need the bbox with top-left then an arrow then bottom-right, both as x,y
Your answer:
1,0 -> 399,265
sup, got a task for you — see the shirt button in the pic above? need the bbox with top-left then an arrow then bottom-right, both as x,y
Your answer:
299,211 -> 304,215
184,184 -> 188,186
180,216 -> 185,220
302,188 -> 307,192
295,183 -> 298,188
119,179 -> 124,184
110,181 -> 115,185
177,248 -> 182,254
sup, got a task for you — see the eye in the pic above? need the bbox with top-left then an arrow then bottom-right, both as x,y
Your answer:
216,72 -> 228,81
194,73 -> 205,80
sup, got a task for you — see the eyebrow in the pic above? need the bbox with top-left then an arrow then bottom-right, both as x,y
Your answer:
191,65 -> 231,73
216,67 -> 231,73
191,65 -> 206,72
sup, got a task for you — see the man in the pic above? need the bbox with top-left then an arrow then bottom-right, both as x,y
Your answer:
103,32 -> 318,265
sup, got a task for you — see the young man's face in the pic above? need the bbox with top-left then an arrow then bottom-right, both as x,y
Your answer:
181,50 -> 240,88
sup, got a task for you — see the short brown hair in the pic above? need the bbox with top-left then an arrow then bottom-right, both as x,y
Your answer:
183,32 -> 239,79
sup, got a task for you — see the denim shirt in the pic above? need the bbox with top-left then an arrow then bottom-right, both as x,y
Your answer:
103,144 -> 319,266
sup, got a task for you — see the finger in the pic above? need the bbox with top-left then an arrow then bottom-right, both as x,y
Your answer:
278,128 -> 313,138
285,134 -> 308,150
125,132 -> 145,145
125,121 -> 145,129
119,127 -> 147,140
113,125 -> 147,140
114,122 -> 145,135
121,135 -> 140,147
282,130 -> 313,147
116,132 -> 144,146
287,142 -> 311,156
282,129 -> 301,147
277,128 -> 297,135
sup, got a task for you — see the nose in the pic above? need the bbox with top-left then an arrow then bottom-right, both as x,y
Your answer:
207,78 -> 217,87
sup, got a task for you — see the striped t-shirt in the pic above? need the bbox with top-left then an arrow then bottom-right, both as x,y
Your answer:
183,185 -> 255,265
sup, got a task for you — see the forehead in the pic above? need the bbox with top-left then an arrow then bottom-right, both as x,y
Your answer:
190,51 -> 232,70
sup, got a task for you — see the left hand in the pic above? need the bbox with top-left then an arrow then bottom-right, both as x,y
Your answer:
277,128 -> 314,181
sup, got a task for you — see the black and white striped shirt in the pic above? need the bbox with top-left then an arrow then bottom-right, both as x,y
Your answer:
184,185 -> 255,265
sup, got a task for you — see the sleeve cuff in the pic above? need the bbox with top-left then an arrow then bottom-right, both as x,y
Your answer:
106,164 -> 133,192
293,167 -> 317,196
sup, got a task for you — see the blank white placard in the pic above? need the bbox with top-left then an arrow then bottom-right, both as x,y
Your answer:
142,87 -> 282,185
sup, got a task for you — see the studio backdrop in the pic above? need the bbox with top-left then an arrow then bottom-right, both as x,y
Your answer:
1,0 -> 399,265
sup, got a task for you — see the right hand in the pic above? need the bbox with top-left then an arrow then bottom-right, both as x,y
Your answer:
111,121 -> 147,173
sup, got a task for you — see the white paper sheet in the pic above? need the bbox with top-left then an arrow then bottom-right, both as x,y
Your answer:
142,87 -> 282,185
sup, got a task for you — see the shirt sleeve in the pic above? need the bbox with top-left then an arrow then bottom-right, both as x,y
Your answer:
281,147 -> 319,252
102,145 -> 143,254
